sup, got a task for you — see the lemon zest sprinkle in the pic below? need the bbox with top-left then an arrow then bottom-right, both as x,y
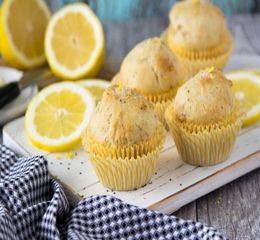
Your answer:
55,155 -> 62,160
152,37 -> 161,43
208,66 -> 215,73
117,85 -> 123,91
66,152 -> 74,160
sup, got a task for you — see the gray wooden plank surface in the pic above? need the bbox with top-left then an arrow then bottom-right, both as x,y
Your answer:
1,14 -> 260,240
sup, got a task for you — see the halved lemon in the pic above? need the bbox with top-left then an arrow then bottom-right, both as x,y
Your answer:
226,71 -> 260,127
79,79 -> 110,102
25,82 -> 95,152
45,3 -> 105,80
0,0 -> 51,68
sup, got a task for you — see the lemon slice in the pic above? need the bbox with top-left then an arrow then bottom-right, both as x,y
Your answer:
233,68 -> 260,77
79,79 -> 110,102
0,0 -> 50,68
45,3 -> 105,80
226,71 -> 260,127
25,82 -> 95,152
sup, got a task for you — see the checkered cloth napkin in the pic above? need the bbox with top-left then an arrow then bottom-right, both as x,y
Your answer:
0,144 -> 227,240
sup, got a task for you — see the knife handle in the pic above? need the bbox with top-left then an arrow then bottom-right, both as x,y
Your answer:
0,82 -> 20,110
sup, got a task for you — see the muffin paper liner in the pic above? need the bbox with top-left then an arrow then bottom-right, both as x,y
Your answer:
153,100 -> 172,126
178,45 -> 233,79
82,127 -> 165,191
162,29 -> 234,78
90,149 -> 159,191
145,88 -> 177,125
82,126 -> 165,159
144,87 -> 177,103
167,31 -> 233,59
165,107 -> 244,166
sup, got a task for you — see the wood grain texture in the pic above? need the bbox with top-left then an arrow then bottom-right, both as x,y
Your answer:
196,169 -> 260,239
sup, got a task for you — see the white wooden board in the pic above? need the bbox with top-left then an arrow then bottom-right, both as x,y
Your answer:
3,117 -> 260,213
2,54 -> 260,214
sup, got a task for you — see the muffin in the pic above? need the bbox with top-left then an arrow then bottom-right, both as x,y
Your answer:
165,67 -> 244,166
82,85 -> 166,191
115,37 -> 185,124
111,73 -> 121,85
165,0 -> 233,78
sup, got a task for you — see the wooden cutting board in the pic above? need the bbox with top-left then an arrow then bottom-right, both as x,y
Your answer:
3,54 -> 260,214
3,118 -> 260,214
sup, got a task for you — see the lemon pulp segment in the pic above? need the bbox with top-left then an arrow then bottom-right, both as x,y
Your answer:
232,79 -> 260,110
34,90 -> 86,138
85,86 -> 105,100
25,82 -> 95,152
0,0 -> 50,68
51,12 -> 96,71
79,79 -> 110,102
226,71 -> 260,127
45,3 -> 105,80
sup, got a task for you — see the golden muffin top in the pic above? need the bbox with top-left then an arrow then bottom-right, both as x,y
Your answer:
111,73 -> 121,85
174,67 -> 234,124
169,0 -> 226,51
86,85 -> 163,145
119,37 -> 184,95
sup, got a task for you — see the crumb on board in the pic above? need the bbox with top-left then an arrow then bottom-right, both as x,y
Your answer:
55,155 -> 62,160
66,152 -> 74,160
216,196 -> 222,205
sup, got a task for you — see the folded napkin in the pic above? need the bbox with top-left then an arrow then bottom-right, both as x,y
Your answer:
0,144 -> 226,240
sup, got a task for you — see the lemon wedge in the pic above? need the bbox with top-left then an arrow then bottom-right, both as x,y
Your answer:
45,3 -> 105,80
79,79 -> 110,102
0,0 -> 50,68
25,82 -> 95,152
226,71 -> 260,127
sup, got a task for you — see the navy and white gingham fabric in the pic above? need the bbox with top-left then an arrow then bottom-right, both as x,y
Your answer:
0,144 -> 227,240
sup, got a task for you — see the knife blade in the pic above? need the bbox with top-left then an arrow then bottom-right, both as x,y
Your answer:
0,67 -> 53,110
19,67 -> 52,89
